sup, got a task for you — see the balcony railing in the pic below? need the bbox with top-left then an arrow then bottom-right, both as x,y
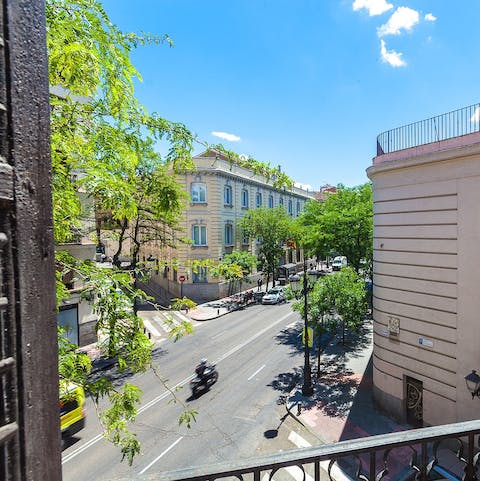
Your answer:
134,419 -> 480,481
377,103 -> 480,155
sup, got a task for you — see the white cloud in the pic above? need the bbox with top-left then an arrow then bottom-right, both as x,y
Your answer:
425,13 -> 437,22
380,39 -> 407,67
377,6 -> 420,37
211,131 -> 241,142
471,107 -> 480,123
352,0 -> 393,16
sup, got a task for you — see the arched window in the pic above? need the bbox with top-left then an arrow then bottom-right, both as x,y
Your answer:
256,192 -> 262,208
241,188 -> 249,208
224,185 -> 233,206
268,194 -> 274,208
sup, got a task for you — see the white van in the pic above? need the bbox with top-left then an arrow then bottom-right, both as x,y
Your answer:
332,256 -> 347,271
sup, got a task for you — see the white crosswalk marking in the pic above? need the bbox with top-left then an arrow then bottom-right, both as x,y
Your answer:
288,431 -> 311,448
287,430 -> 355,481
139,310 -> 199,342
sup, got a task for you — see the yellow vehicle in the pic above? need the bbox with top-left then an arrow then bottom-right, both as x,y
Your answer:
60,381 -> 86,438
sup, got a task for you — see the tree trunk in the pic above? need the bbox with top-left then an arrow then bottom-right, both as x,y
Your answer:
113,218 -> 128,267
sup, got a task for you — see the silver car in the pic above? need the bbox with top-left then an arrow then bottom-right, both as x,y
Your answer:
261,287 -> 286,305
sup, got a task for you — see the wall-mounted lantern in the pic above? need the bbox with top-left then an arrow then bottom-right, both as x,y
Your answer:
464,370 -> 480,398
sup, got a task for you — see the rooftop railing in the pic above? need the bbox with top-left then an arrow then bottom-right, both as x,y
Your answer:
127,419 -> 480,481
377,103 -> 480,156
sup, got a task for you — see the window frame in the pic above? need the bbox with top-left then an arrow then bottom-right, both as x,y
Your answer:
241,188 -> 249,208
192,266 -> 208,284
192,224 -> 207,246
225,223 -> 234,246
191,182 -> 207,203
224,184 -> 233,206
256,192 -> 263,208
268,194 -> 274,208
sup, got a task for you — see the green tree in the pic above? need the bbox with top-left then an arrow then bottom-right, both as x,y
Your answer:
48,0 -> 197,463
317,268 -> 367,345
297,183 -> 373,274
291,268 -> 367,375
216,250 -> 258,294
238,207 -> 292,287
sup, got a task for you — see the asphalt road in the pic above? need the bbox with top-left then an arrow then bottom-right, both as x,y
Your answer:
62,301 -> 308,481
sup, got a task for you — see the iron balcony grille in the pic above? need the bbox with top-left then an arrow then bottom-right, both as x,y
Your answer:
377,103 -> 480,156
127,419 -> 480,481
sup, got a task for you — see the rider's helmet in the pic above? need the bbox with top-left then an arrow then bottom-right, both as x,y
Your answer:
200,358 -> 208,365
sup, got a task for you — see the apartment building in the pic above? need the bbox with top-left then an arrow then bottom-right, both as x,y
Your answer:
367,103 -> 480,427
147,150 -> 316,304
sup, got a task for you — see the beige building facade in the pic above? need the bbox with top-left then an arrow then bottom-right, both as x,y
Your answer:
367,116 -> 480,427
147,150 -> 315,304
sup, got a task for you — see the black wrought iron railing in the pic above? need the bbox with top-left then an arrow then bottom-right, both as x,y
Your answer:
132,420 -> 480,481
377,103 -> 480,155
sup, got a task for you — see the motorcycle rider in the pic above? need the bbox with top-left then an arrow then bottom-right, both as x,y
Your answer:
195,358 -> 213,383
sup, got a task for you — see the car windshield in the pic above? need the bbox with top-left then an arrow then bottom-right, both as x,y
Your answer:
268,289 -> 280,294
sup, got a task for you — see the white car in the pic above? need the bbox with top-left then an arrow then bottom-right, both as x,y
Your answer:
261,287 -> 286,305
332,256 -> 348,271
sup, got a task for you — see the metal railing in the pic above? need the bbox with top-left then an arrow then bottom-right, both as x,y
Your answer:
128,420 -> 480,481
377,103 -> 480,155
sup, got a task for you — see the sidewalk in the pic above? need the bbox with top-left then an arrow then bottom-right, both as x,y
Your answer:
188,284 -> 272,321
286,321 -> 463,481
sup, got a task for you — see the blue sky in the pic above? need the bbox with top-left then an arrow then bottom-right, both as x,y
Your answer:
101,0 -> 480,190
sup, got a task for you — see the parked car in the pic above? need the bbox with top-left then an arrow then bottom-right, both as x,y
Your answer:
332,256 -> 348,271
261,287 -> 286,305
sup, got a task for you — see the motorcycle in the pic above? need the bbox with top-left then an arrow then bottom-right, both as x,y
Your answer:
190,365 -> 219,397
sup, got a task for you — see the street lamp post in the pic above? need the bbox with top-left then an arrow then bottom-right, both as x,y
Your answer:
290,258 -> 316,397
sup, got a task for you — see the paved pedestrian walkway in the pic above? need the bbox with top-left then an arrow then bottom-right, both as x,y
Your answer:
188,284 -> 273,321
286,321 -> 464,481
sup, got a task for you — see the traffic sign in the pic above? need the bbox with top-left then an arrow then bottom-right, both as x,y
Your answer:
179,275 -> 185,282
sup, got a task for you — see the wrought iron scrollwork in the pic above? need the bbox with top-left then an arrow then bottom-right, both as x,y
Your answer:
406,381 -> 423,422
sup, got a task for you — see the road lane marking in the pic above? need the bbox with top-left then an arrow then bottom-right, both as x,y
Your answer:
285,321 -> 299,329
62,311 -> 295,464
211,331 -> 226,340
247,364 -> 266,381
62,374 -> 195,464
216,311 -> 294,364
138,436 -> 183,474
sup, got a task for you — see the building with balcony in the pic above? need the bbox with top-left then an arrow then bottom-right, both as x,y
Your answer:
367,103 -> 480,427
146,149 -> 316,304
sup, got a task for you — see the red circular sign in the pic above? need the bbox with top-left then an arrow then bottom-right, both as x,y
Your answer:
179,275 -> 185,282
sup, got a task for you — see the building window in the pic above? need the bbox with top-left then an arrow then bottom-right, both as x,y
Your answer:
241,230 -> 249,245
296,201 -> 301,216
191,183 -> 206,203
288,199 -> 293,216
193,267 -> 208,283
225,223 -> 234,246
192,225 -> 207,246
279,196 -> 284,207
241,188 -> 249,208
256,236 -> 263,244
224,185 -> 233,206
256,192 -> 262,208
268,194 -> 274,208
